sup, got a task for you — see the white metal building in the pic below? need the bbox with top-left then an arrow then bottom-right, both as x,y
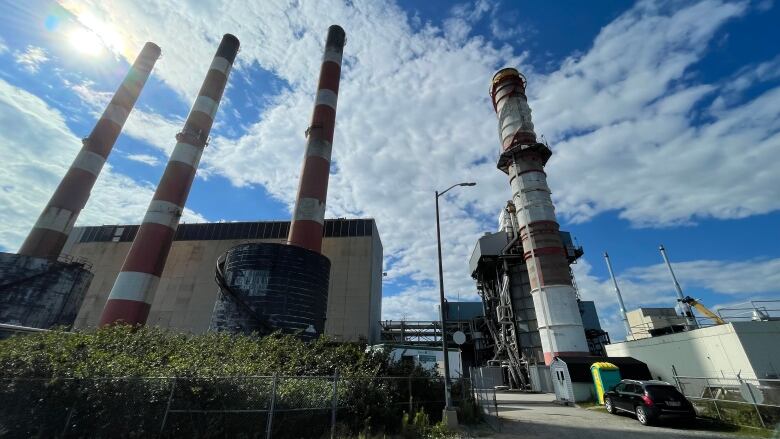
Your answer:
606,321 -> 780,381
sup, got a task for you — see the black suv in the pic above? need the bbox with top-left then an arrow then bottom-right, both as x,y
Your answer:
603,379 -> 695,425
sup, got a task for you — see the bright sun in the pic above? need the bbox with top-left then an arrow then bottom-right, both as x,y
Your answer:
68,27 -> 105,57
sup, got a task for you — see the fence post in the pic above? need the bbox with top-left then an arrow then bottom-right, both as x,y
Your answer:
159,378 -> 176,435
493,388 -> 500,431
704,377 -> 723,422
408,375 -> 413,413
60,379 -> 80,437
330,371 -> 339,439
159,378 -> 177,435
740,376 -> 767,429
671,365 -> 681,390
266,373 -> 278,439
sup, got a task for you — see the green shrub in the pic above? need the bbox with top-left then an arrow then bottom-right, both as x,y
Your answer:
0,326 -> 449,438
399,408 -> 462,439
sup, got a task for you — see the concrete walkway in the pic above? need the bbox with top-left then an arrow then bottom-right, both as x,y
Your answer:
482,392 -> 746,439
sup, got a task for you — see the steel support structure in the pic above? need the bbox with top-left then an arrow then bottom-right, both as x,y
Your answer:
99,35 -> 239,326
19,43 -> 161,260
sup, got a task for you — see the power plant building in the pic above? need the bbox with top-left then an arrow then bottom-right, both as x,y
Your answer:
61,218 -> 383,342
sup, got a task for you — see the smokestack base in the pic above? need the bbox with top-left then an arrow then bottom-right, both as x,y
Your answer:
211,242 -> 330,339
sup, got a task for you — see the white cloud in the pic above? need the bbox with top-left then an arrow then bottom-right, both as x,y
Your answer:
66,79 -> 184,154
531,0 -> 780,227
0,78 -> 205,252
14,46 -> 49,73
0,37 -> 8,54
57,0 -> 780,322
124,153 -> 161,166
381,285 -> 442,322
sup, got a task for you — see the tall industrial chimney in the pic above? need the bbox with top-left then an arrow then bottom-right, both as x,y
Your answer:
99,34 -> 239,326
489,68 -> 589,364
287,25 -> 345,254
18,43 -> 161,260
210,26 -> 344,338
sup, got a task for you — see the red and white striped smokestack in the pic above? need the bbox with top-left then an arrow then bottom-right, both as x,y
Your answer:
287,25 -> 345,254
490,68 -> 589,365
99,34 -> 240,326
18,43 -> 161,260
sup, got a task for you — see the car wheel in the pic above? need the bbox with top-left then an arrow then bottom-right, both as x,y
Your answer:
636,406 -> 652,426
605,397 -> 616,414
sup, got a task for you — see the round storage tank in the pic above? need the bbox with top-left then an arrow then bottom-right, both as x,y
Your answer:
210,242 -> 330,339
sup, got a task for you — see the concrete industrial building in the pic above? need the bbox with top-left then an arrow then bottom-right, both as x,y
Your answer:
62,218 -> 383,342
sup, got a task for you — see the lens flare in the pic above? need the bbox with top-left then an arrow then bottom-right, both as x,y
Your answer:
68,27 -> 104,56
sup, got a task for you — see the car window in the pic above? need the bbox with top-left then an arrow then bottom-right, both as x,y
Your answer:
625,384 -> 640,394
614,383 -> 626,392
646,385 -> 682,399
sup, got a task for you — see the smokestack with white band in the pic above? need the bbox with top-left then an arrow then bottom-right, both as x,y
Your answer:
18,43 -> 161,260
489,68 -> 589,364
99,34 -> 239,326
287,25 -> 345,253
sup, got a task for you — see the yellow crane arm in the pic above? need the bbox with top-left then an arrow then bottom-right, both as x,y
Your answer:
683,296 -> 726,325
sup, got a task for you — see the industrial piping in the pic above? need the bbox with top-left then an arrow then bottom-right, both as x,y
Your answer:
18,43 -> 161,260
489,68 -> 588,364
287,25 -> 345,254
99,34 -> 239,326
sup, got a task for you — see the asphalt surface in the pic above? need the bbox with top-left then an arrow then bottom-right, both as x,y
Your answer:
478,392 -> 751,439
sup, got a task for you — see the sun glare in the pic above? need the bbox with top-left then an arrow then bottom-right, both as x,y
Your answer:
68,27 -> 104,56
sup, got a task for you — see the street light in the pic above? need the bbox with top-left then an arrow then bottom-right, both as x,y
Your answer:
435,181 -> 476,423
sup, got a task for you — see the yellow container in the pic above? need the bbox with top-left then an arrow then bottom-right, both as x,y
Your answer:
591,362 -> 621,405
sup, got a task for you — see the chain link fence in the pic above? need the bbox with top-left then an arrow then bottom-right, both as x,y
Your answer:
674,375 -> 780,431
469,367 -> 501,432
0,375 -> 474,438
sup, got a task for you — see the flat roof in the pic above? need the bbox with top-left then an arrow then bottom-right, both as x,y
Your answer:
73,218 -> 377,243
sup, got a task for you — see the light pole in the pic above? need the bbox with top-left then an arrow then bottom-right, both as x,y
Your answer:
435,181 -> 476,419
604,252 -> 633,339
659,244 -> 698,329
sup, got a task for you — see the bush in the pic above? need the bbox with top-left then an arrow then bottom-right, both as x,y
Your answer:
0,326 -> 450,438
400,408 -> 462,439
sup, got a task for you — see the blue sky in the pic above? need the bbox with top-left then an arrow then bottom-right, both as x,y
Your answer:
0,0 -> 778,340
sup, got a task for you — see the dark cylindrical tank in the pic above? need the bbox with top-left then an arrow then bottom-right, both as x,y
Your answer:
211,243 -> 330,338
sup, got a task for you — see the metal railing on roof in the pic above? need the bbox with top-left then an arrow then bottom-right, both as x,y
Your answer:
717,300 -> 780,322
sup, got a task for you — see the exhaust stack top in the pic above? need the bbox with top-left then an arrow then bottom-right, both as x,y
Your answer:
18,42 -> 161,260
490,68 -> 589,364
99,34 -> 239,327
287,25 -> 346,254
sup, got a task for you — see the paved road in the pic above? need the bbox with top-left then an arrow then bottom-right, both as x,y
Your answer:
481,392 -> 747,439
